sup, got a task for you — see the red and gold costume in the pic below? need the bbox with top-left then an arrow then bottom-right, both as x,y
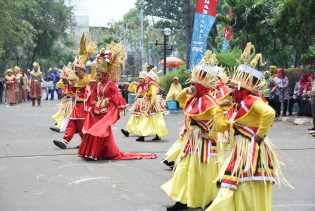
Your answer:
30,62 -> 42,106
51,67 -> 76,132
207,43 -> 287,211
53,34 -> 96,149
214,82 -> 232,106
21,72 -> 29,102
78,42 -> 157,160
62,67 -> 91,143
4,69 -> 17,105
162,51 -> 229,209
14,66 -> 23,103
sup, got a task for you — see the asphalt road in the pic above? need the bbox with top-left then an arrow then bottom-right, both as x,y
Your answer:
0,101 -> 314,211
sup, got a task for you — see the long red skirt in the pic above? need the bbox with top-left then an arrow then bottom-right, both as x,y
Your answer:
30,80 -> 41,99
78,128 -> 157,160
79,104 -> 157,160
6,85 -> 16,104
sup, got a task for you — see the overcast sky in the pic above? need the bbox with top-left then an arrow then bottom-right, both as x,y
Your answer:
73,0 -> 137,27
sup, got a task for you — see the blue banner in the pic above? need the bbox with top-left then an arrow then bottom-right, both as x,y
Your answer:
189,14 -> 216,70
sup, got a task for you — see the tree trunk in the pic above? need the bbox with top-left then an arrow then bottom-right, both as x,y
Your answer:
183,0 -> 194,68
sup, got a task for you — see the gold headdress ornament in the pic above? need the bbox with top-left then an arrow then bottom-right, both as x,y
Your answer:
230,42 -> 265,92
31,62 -> 42,77
74,33 -> 97,70
59,67 -> 67,79
96,42 -> 127,81
59,66 -> 77,82
191,50 -> 225,88
79,33 -> 97,64
14,66 -> 21,72
67,68 -> 79,82
73,56 -> 86,70
5,68 -> 13,75
32,62 -> 41,72
239,42 -> 256,65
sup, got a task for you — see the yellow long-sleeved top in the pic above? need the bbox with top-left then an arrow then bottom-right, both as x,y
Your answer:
233,96 -> 275,138
177,88 -> 229,140
57,66 -> 96,89
145,83 -> 159,104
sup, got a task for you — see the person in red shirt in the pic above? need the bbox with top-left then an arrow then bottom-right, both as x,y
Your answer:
53,59 -> 92,149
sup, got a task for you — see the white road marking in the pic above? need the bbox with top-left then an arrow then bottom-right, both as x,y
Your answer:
68,177 -> 108,185
36,174 -> 45,180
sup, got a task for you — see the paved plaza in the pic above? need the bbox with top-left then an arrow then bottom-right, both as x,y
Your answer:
0,102 -> 314,211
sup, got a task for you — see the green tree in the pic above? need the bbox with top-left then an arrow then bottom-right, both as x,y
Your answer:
274,0 -> 315,66
0,0 -> 73,73
138,0 -> 194,65
215,0 -> 315,67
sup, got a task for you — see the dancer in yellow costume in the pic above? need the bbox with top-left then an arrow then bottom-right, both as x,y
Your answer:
162,51 -> 228,170
161,51 -> 229,210
166,76 -> 182,101
50,67 -> 77,133
121,68 -> 168,142
206,42 -> 287,211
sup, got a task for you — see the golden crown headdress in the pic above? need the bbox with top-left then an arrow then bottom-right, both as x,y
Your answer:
73,34 -> 97,71
60,66 -> 78,82
5,68 -> 13,75
96,42 -> 127,81
78,33 -> 97,64
67,69 -> 79,82
230,42 -> 265,92
32,62 -> 41,72
191,50 -> 224,88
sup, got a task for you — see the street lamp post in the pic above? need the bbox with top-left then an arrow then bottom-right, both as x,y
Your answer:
156,28 -> 172,75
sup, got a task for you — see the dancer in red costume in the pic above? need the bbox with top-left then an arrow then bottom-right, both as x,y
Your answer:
53,34 -> 96,149
4,69 -> 17,106
30,62 -> 42,107
53,59 -> 91,149
78,43 -> 157,160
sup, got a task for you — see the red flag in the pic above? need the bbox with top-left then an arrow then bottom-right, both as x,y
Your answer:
195,0 -> 218,16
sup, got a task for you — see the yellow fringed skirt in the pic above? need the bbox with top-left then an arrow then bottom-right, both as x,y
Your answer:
206,132 -> 283,211
125,96 -> 168,137
126,112 -> 168,137
206,181 -> 272,211
164,131 -> 187,162
52,98 -> 72,129
161,126 -> 218,208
